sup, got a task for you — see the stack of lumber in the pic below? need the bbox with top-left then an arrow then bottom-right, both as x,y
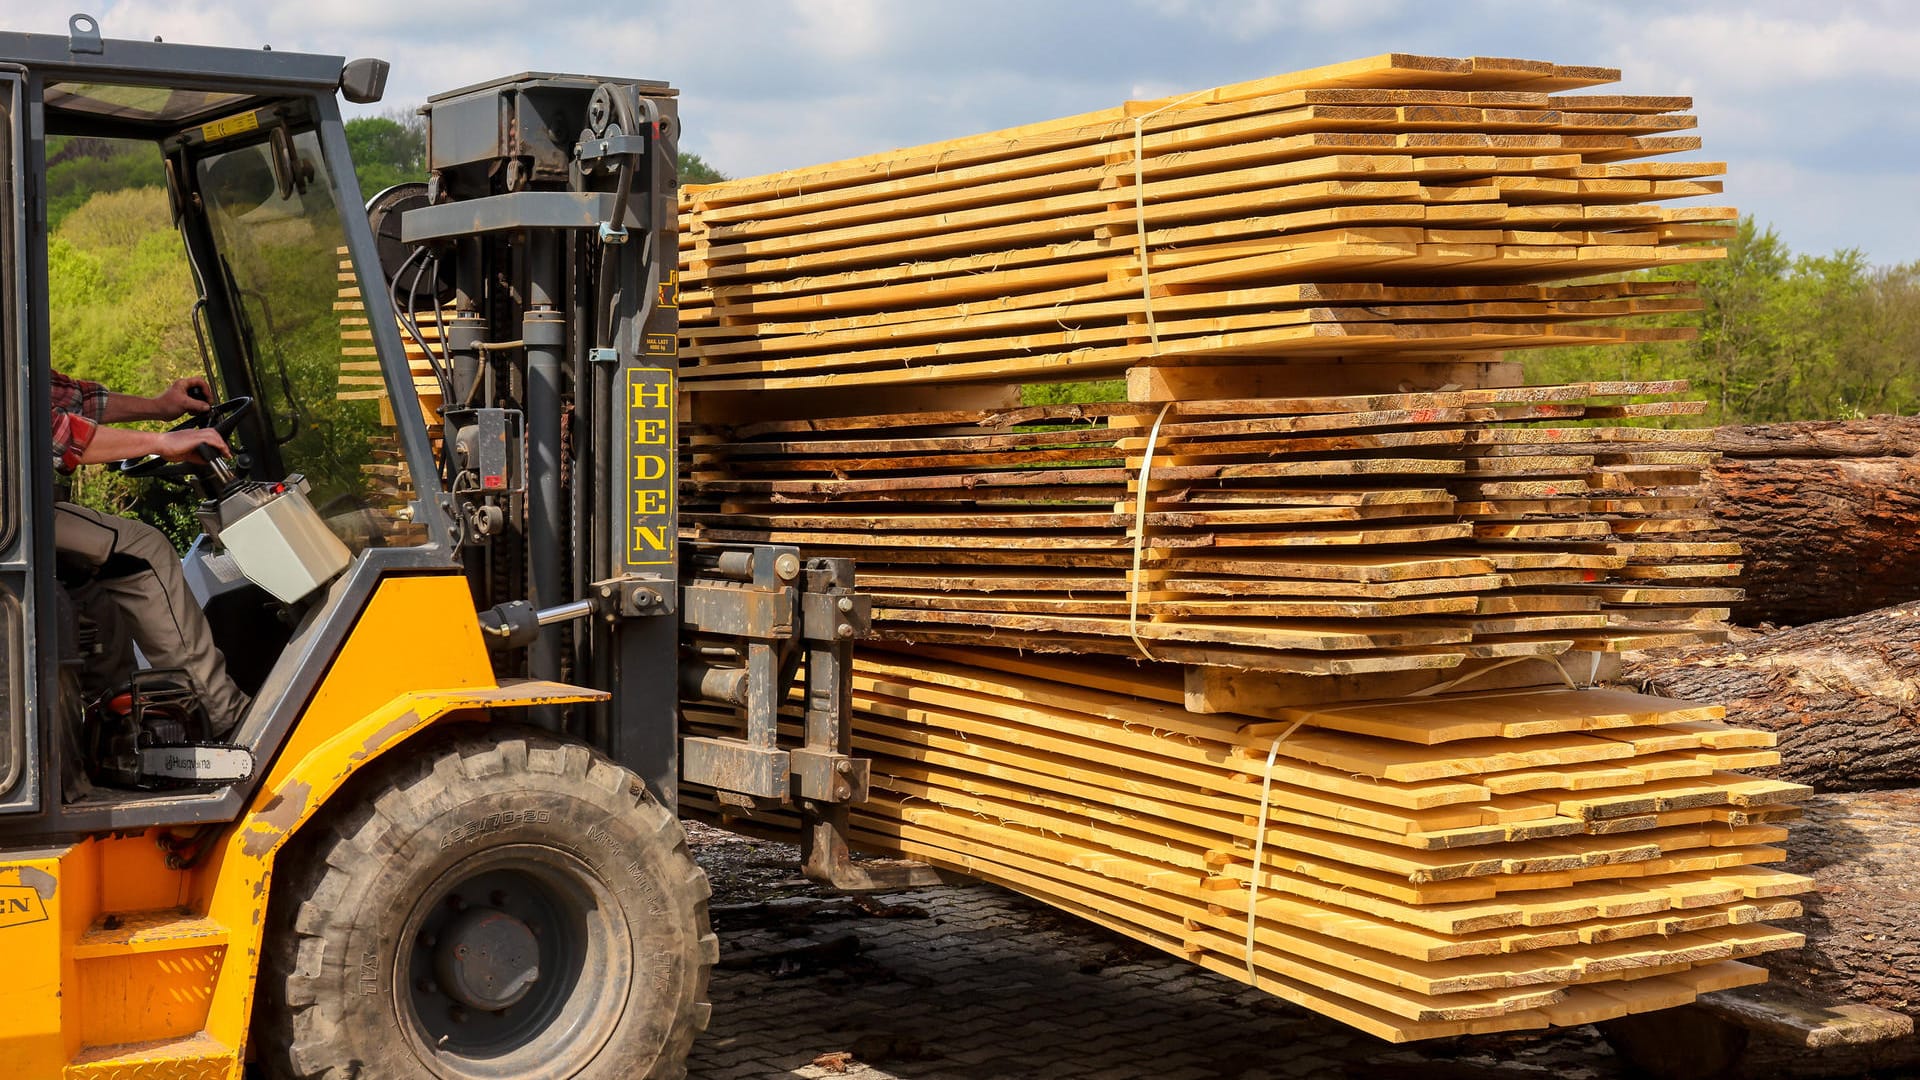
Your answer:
678,54 -> 1730,392
691,377 -> 1734,672
678,51 -> 1739,671
334,249 -> 448,428
666,53 -> 1806,1042
334,249 -> 442,539
683,647 -> 1812,1042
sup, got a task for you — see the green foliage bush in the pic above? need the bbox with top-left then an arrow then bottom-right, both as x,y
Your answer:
45,136 -> 166,229
49,181 -> 202,540
1022,379 -> 1127,406
1528,219 -> 1920,424
345,114 -> 426,197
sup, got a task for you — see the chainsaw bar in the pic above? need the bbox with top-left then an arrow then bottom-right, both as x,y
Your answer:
137,743 -> 255,786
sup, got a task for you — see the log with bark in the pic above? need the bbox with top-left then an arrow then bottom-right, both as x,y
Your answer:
1758,790 -> 1920,1018
1623,602 -> 1920,792
1737,789 -> 1920,1077
1706,415 -> 1920,626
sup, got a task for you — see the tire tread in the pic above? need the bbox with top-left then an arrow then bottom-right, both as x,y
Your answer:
255,726 -> 713,1079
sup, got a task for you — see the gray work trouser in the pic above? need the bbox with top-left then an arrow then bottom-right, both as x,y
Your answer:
53,502 -> 249,735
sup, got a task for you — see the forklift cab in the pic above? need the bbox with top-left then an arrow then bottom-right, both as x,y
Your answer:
0,15 -> 452,832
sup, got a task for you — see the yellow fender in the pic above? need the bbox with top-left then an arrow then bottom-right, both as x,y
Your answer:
200,574 -> 610,1060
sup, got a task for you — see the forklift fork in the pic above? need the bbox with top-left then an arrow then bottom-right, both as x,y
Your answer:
677,543 -> 943,892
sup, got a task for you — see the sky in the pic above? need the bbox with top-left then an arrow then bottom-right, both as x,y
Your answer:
7,0 -> 1918,265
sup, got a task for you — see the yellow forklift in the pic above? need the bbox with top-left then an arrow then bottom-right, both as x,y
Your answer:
0,13 -> 889,1078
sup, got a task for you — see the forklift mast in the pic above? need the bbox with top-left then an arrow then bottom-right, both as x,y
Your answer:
396,75 -> 901,884
398,73 -> 688,796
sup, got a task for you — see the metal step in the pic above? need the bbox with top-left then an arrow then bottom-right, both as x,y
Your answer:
64,1032 -> 235,1080
72,909 -> 228,960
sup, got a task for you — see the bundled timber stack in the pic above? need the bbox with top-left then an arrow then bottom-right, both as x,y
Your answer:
678,54 -> 1728,392
684,648 -> 1811,1042
671,52 -> 1807,1041
678,52 -> 1740,670
335,249 -> 449,429
334,249 -> 445,534
691,377 -> 1733,672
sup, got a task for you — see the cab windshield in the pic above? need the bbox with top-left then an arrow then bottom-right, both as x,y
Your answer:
194,126 -> 418,549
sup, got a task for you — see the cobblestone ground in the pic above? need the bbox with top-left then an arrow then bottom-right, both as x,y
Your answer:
686,826 -> 1630,1080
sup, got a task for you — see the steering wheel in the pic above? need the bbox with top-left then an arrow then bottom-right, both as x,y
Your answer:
117,395 -> 254,482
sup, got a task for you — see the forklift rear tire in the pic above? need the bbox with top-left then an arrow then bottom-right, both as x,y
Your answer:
257,727 -> 717,1080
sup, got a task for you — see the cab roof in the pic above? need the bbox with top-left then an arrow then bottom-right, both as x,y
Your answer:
0,15 -> 357,136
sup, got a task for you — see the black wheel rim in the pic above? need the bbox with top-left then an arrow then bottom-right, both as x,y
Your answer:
396,844 -> 632,1079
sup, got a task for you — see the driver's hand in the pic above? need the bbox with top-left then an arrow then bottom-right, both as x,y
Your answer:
154,429 -> 231,464
156,377 -> 214,419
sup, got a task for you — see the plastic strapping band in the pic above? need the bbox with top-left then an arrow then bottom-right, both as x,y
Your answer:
1127,91 -> 1209,355
1118,90 -> 1207,659
1126,401 -> 1175,660
1238,651 -> 1611,983
1408,655 -> 1578,697
1245,716 -> 1306,989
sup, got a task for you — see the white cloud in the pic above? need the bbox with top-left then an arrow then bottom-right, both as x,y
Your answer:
1129,0 -> 1405,39
787,0 -> 890,59
1631,9 -> 1920,87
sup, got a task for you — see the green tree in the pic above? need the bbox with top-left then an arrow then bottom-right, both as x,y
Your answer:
679,152 -> 726,185
1835,265 -> 1920,419
1530,218 -> 1920,426
344,113 -> 426,198
1693,220 -> 1799,421
45,136 -> 166,229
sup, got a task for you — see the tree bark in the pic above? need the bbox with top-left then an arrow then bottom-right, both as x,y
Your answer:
1705,416 -> 1920,626
1759,790 -> 1920,1017
1622,603 -> 1920,793
1735,790 -> 1920,1077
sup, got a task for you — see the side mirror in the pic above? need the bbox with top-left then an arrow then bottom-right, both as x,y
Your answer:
340,58 -> 389,105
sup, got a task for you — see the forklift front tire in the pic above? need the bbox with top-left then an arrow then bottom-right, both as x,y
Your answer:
257,728 -> 717,1080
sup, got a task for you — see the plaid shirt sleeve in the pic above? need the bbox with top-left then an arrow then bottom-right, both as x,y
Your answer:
50,370 -> 110,472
